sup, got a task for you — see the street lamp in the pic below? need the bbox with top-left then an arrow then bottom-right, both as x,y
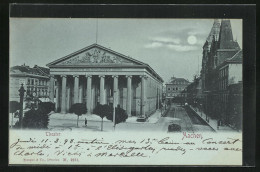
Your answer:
18,84 -> 26,128
113,90 -> 117,130
137,100 -> 146,122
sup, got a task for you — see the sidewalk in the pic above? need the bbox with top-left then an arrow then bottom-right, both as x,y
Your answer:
189,106 -> 238,132
49,109 -> 162,124
125,109 -> 162,124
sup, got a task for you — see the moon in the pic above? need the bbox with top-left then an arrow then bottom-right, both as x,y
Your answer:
187,35 -> 197,45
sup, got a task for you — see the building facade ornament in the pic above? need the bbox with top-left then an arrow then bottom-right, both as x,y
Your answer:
58,48 -> 134,65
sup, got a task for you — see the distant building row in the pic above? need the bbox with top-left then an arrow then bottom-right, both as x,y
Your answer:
9,64 -> 52,101
165,77 -> 190,99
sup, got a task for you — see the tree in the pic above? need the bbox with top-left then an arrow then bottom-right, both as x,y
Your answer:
38,102 -> 55,115
93,104 -> 113,131
70,103 -> 87,127
9,101 -> 20,127
25,95 -> 33,109
25,95 -> 42,109
106,107 -> 128,125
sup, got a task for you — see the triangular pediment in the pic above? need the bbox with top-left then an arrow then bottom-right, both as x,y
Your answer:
48,44 -> 144,66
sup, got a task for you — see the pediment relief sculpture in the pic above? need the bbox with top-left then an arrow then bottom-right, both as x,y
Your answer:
57,48 -> 135,65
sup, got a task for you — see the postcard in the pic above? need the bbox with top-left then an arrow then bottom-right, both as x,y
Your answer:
9,17 -> 243,166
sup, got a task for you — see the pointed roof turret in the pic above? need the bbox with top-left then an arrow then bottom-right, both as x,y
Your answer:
206,19 -> 221,43
219,19 -> 240,49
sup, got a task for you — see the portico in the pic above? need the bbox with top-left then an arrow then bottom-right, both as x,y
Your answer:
47,44 -> 163,117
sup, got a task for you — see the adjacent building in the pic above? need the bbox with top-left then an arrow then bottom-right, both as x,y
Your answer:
165,76 -> 190,100
216,50 -> 242,124
186,76 -> 203,106
46,44 -> 164,117
9,64 -> 50,102
195,19 -> 242,129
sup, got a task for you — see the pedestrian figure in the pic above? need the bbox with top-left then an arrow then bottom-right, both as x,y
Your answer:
85,118 -> 87,127
217,120 -> 220,130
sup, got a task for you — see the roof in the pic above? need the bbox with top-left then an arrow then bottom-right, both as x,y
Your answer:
219,20 -> 240,50
33,65 -> 50,76
217,50 -> 243,69
166,77 -> 190,84
46,43 -> 163,82
10,65 -> 50,77
228,50 -> 242,62
206,19 -> 221,43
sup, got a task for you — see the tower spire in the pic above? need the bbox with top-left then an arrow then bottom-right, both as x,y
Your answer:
206,19 -> 221,43
218,19 -> 239,49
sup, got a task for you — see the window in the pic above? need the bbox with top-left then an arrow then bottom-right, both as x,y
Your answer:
176,87 -> 178,90
167,87 -> 171,91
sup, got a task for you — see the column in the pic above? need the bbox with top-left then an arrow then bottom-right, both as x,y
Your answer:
55,79 -> 59,111
140,75 -> 147,117
66,87 -> 70,112
78,85 -> 83,103
126,75 -> 132,116
112,75 -> 118,107
112,75 -> 118,126
49,75 -> 55,102
99,75 -> 105,105
61,75 -> 67,114
86,75 -> 92,113
73,75 -> 79,104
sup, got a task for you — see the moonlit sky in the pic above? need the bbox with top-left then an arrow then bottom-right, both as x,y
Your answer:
10,18 -> 242,82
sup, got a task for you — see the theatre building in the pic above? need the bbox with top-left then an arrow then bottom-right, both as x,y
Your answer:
47,44 -> 163,117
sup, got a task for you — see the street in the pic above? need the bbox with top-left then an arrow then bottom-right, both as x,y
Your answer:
163,104 -> 214,132
48,103 -> 214,133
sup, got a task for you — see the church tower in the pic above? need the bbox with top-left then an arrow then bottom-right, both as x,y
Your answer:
215,19 -> 240,66
201,19 -> 221,90
206,19 -> 221,44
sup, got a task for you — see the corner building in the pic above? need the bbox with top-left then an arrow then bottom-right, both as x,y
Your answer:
200,19 -> 242,126
47,44 -> 163,117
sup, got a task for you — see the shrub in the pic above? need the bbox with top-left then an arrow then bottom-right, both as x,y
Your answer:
13,102 -> 54,129
21,109 -> 49,129
70,103 -> 87,127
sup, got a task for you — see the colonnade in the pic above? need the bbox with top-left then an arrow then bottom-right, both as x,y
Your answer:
49,74 -> 149,116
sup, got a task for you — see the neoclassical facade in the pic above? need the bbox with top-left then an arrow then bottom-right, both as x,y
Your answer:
47,44 -> 163,117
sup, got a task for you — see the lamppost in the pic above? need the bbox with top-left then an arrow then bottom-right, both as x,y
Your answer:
113,90 -> 117,130
18,84 -> 26,128
137,100 -> 146,121
200,103 -> 202,117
